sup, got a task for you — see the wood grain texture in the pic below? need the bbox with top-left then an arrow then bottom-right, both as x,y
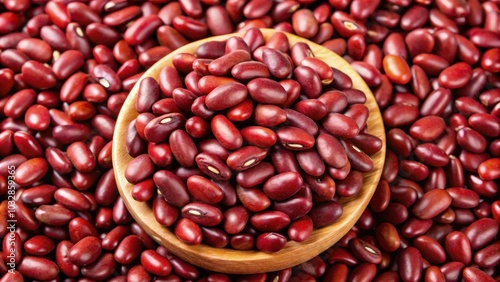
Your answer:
112,28 -> 386,274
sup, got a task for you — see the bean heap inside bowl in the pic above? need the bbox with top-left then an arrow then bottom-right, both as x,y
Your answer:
124,28 -> 382,253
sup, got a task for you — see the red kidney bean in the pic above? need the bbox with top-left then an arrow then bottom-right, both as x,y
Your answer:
19,185 -> 55,207
260,171 -> 302,201
91,64 -> 121,92
113,235 -> 143,265
369,179 -> 390,213
316,133 -> 348,169
308,201 -> 343,228
80,253 -> 116,280
415,143 -> 449,167
54,188 -> 92,212
205,6 -> 233,35
464,218 -> 499,250
174,218 -> 202,245
457,127 -> 487,153
210,114 -> 243,150
374,222 -> 399,253
287,215 -> 313,243
141,250 -> 172,277
14,158 -> 49,187
138,46 -> 172,69
131,178 -> 154,202
169,129 -> 198,167
336,170 -> 363,197
231,61 -> 270,81
20,60 -> 57,90
23,104 -> 50,131
186,175 -> 223,204
468,113 -> 500,138
152,195 -> 178,227
295,149 -> 325,176
124,154 -> 154,184
34,204 -> 75,226
194,152 -> 230,181
126,265 -> 150,281
112,196 -> 132,225
205,82 -> 248,111
261,48 -> 292,79
18,256 -> 59,280
222,206 -> 248,235
16,38 -> 52,63
55,240 -> 79,277
412,189 -> 452,219
409,116 -> 446,142
2,231 -> 21,265
250,211 -> 290,232
12,131 -> 43,159
467,174 -> 498,198
413,53 -> 450,76
341,139 -> 373,172
383,54 -> 411,85
438,261 -> 465,282
445,231 -> 472,265
438,62 -> 472,89
478,158 -> 500,180
276,126 -> 315,151
350,238 -> 382,264
413,235 -> 447,264
399,247 -> 423,282
445,187 -> 479,209
322,113 -> 360,139
68,217 -> 98,243
171,15 -> 207,41
0,50 -> 30,74
236,162 -> 273,188
66,141 -> 96,173
474,241 -> 500,268
154,170 -> 191,207
481,48 -> 500,73
52,50 -> 84,80
226,146 -> 267,172
144,113 -> 186,143
247,78 -> 288,105
284,108 -> 319,137
182,202 -> 223,227
383,103 -> 419,128
255,232 -> 287,253
401,5 -> 429,31
4,89 -> 37,119
236,184 -> 271,213
67,236 -> 101,266
463,267 -> 496,282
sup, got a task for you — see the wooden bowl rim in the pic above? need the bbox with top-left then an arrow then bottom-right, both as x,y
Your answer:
112,28 -> 386,274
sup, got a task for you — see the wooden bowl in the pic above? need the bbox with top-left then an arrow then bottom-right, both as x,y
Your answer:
112,28 -> 386,274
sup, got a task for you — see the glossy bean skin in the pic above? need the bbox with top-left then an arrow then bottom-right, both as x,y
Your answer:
18,256 -> 60,280
263,172 -> 303,201
68,236 -> 102,266
445,231 -> 472,265
154,170 -> 190,207
399,247 -> 423,282
211,114 -> 243,150
174,218 -> 202,245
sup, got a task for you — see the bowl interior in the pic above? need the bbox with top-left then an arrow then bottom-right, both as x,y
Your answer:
112,28 -> 386,274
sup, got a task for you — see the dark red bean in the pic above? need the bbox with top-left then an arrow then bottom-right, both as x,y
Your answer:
18,256 -> 59,280
154,170 -> 190,207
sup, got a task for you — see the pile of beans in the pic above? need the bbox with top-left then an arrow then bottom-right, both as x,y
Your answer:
0,0 -> 499,281
124,29 -> 382,252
